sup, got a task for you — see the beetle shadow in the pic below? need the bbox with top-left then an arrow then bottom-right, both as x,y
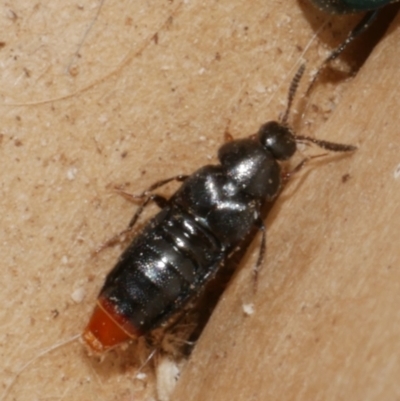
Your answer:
181,146 -> 357,352
178,195 -> 289,354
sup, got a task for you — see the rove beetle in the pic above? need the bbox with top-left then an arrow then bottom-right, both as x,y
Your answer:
83,65 -> 356,354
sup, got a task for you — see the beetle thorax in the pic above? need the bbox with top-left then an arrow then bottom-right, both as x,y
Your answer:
218,138 -> 282,200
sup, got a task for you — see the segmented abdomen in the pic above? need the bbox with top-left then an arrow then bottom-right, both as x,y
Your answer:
100,205 -> 225,334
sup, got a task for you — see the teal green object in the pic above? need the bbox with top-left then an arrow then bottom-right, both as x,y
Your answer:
310,0 -> 397,13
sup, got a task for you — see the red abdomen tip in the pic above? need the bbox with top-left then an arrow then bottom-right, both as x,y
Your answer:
83,296 -> 141,353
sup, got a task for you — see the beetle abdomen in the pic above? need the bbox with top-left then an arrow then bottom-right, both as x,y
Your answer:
84,205 -> 224,352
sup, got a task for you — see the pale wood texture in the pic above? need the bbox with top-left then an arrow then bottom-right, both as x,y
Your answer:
0,1 -> 399,401
175,12 -> 400,401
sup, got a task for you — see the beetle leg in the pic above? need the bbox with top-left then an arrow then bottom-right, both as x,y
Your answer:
141,174 -> 189,195
116,174 -> 189,230
306,10 -> 378,98
95,176 -> 189,253
114,174 -> 189,201
282,153 -> 331,184
127,194 -> 169,228
223,119 -> 234,142
253,217 -> 266,289
95,194 -> 169,253
325,10 -> 378,63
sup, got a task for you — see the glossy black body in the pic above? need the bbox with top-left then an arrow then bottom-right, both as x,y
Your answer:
99,122 -> 292,334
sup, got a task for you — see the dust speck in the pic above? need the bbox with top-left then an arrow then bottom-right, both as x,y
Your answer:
71,287 -> 86,303
242,303 -> 254,316
393,163 -> 400,180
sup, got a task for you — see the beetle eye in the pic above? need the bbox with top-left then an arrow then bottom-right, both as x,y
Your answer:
257,121 -> 297,160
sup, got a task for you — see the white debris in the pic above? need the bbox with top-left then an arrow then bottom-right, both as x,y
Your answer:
394,163 -> 400,179
156,357 -> 182,401
135,372 -> 147,381
66,167 -> 78,180
242,303 -> 255,316
71,287 -> 86,303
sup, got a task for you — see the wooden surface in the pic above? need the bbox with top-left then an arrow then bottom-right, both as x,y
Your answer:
175,12 -> 400,401
0,1 -> 399,401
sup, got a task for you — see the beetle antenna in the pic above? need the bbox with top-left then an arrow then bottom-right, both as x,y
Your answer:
281,63 -> 306,125
294,134 -> 357,152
